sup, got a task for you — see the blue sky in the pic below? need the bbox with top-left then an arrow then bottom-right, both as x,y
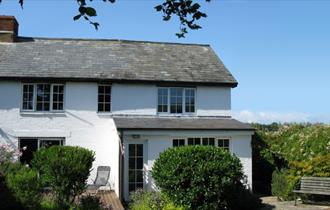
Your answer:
1,0 -> 329,123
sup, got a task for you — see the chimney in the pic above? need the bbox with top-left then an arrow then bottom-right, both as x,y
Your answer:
0,16 -> 19,42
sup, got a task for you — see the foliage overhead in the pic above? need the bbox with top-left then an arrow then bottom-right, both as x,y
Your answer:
0,0 -> 211,38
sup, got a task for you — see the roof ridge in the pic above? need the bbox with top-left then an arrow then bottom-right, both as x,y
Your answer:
17,36 -> 210,47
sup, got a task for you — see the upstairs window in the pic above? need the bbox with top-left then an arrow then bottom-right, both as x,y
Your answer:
22,83 -> 64,112
157,87 -> 195,114
98,85 -> 111,112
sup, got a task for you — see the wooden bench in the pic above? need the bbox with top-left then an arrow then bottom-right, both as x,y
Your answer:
293,177 -> 330,205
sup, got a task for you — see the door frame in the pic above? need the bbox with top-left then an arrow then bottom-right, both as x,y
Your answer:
123,139 -> 148,201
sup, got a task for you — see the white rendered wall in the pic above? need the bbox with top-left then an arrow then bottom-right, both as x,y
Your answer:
111,83 -> 157,116
122,130 -> 253,200
196,86 -> 231,117
0,81 -> 120,196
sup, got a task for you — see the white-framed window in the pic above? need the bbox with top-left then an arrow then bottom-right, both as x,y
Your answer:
19,137 -> 65,164
173,139 -> 185,147
218,138 -> 230,151
98,85 -> 111,112
21,83 -> 65,112
157,87 -> 196,114
187,137 -> 201,145
172,137 -> 230,150
22,84 -> 34,110
202,137 -> 215,146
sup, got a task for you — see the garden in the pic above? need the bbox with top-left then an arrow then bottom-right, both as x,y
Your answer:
252,123 -> 330,203
1,123 -> 329,210
0,143 -> 261,210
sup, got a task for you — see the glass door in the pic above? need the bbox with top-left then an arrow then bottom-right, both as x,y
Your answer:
128,144 -> 144,193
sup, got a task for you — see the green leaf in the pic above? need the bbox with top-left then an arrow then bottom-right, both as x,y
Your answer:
85,7 -> 97,17
73,14 -> 82,21
155,5 -> 163,12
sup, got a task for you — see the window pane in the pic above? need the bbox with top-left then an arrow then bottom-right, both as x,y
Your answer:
40,140 -> 61,148
224,140 -> 229,147
157,88 -> 168,113
36,84 -> 50,111
137,144 -> 143,156
129,158 -> 135,169
173,139 -> 178,147
136,171 -> 143,182
188,138 -> 193,145
170,88 -> 183,113
185,89 -> 195,113
129,170 -> 135,182
129,144 -> 135,156
136,158 -> 143,169
195,138 -> 201,145
22,84 -> 34,111
129,183 -> 135,192
98,85 -> 111,112
202,138 -> 208,145
179,139 -> 185,146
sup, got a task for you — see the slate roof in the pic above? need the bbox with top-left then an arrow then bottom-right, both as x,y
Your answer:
113,117 -> 254,130
0,37 -> 237,87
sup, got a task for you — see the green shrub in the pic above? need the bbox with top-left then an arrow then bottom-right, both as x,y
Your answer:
31,146 -> 95,209
5,166 -> 42,209
271,169 -> 299,201
0,161 -> 23,176
152,146 -> 257,210
129,189 -> 183,210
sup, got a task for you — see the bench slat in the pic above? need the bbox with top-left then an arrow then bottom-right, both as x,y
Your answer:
293,190 -> 330,195
301,185 -> 330,188
302,177 -> 330,181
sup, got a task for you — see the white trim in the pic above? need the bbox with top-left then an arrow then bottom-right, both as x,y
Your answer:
123,139 -> 148,201
157,87 -> 196,115
170,136 -> 232,151
21,83 -> 65,113
18,137 -> 65,150
97,84 -> 112,113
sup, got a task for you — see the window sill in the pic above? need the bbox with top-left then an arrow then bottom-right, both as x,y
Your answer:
20,111 -> 66,116
97,112 -> 112,115
157,113 -> 196,117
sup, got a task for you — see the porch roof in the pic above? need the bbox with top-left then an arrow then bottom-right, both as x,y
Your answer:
113,117 -> 254,131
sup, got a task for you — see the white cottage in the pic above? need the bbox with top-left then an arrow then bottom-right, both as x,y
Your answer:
0,16 -> 254,201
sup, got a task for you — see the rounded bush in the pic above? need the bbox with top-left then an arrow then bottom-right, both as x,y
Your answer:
152,146 -> 250,210
31,146 -> 95,208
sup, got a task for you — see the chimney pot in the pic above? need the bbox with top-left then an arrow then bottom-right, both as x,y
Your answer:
0,16 -> 19,42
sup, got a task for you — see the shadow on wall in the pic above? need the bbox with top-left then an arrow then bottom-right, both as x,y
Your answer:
0,128 -> 17,148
